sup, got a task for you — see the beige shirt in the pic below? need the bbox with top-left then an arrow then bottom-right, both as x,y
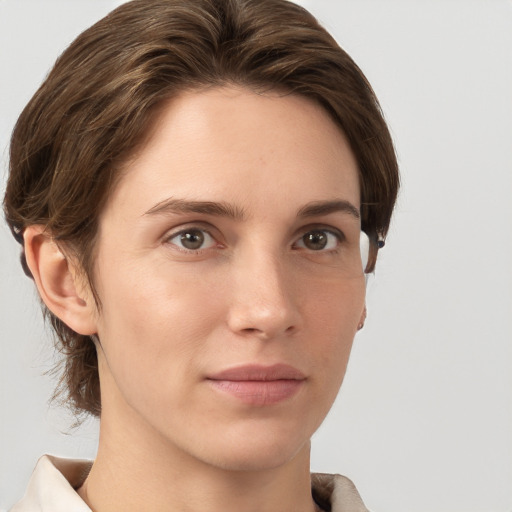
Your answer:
10,455 -> 369,512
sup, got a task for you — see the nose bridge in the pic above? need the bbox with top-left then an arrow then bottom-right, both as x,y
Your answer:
227,241 -> 299,338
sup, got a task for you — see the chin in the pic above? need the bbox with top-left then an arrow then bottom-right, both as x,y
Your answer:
191,425 -> 312,473
211,446 -> 307,473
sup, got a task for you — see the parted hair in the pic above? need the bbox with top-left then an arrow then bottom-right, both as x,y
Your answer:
3,0 -> 399,417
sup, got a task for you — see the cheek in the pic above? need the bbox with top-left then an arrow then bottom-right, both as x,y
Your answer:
307,276 -> 364,337
99,252 -> 221,329
94,259 -> 223,396
306,279 -> 364,385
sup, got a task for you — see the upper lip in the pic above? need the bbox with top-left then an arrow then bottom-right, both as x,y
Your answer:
207,364 -> 306,381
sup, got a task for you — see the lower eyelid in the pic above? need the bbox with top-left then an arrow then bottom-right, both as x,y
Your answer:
163,226 -> 346,252
294,229 -> 343,249
165,228 -> 217,250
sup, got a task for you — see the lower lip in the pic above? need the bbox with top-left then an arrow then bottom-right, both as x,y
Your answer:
207,379 -> 304,406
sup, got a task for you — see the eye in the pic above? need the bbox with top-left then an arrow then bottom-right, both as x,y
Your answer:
167,228 -> 216,251
294,229 -> 341,251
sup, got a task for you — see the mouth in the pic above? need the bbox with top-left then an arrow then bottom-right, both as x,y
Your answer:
206,364 -> 306,406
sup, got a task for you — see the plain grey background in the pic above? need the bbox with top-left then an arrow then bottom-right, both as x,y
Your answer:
1,1 -> 511,511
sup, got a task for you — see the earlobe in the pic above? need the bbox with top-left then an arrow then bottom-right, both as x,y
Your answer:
357,306 -> 367,331
23,225 -> 97,335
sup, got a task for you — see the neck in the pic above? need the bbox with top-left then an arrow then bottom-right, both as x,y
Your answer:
78,390 -> 317,512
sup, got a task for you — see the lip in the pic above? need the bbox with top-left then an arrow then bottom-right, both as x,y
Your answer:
208,363 -> 306,381
206,364 -> 306,406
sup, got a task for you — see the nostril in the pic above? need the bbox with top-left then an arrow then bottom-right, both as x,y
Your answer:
240,325 -> 296,338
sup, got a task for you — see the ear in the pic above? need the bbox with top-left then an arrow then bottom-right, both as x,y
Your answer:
23,225 -> 97,335
357,305 -> 367,331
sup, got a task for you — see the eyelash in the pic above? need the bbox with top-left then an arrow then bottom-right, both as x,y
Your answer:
164,225 -> 345,254
293,228 -> 344,253
164,226 -> 219,254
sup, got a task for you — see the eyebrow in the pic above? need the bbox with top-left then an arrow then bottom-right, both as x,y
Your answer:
296,200 -> 360,220
144,197 -> 359,221
144,198 -> 246,220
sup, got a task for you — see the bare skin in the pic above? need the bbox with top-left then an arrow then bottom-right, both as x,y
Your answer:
25,86 -> 365,512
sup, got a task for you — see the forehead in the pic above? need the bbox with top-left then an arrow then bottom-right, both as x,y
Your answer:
103,86 -> 360,221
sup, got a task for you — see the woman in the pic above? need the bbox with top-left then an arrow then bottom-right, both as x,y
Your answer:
3,0 -> 399,510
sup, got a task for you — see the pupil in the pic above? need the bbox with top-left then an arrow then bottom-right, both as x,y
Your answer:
181,230 -> 204,250
304,231 -> 327,250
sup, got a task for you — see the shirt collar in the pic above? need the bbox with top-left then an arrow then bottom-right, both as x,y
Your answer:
11,456 -> 369,512
10,455 -> 92,512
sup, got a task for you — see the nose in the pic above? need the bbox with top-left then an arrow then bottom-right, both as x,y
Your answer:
226,249 -> 301,340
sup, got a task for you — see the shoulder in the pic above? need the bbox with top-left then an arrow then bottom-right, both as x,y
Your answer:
311,472 -> 371,512
9,455 -> 92,512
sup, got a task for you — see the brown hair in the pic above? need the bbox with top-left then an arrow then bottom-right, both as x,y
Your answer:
3,0 -> 399,417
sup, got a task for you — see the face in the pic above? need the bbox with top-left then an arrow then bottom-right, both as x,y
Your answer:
89,86 -> 365,471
